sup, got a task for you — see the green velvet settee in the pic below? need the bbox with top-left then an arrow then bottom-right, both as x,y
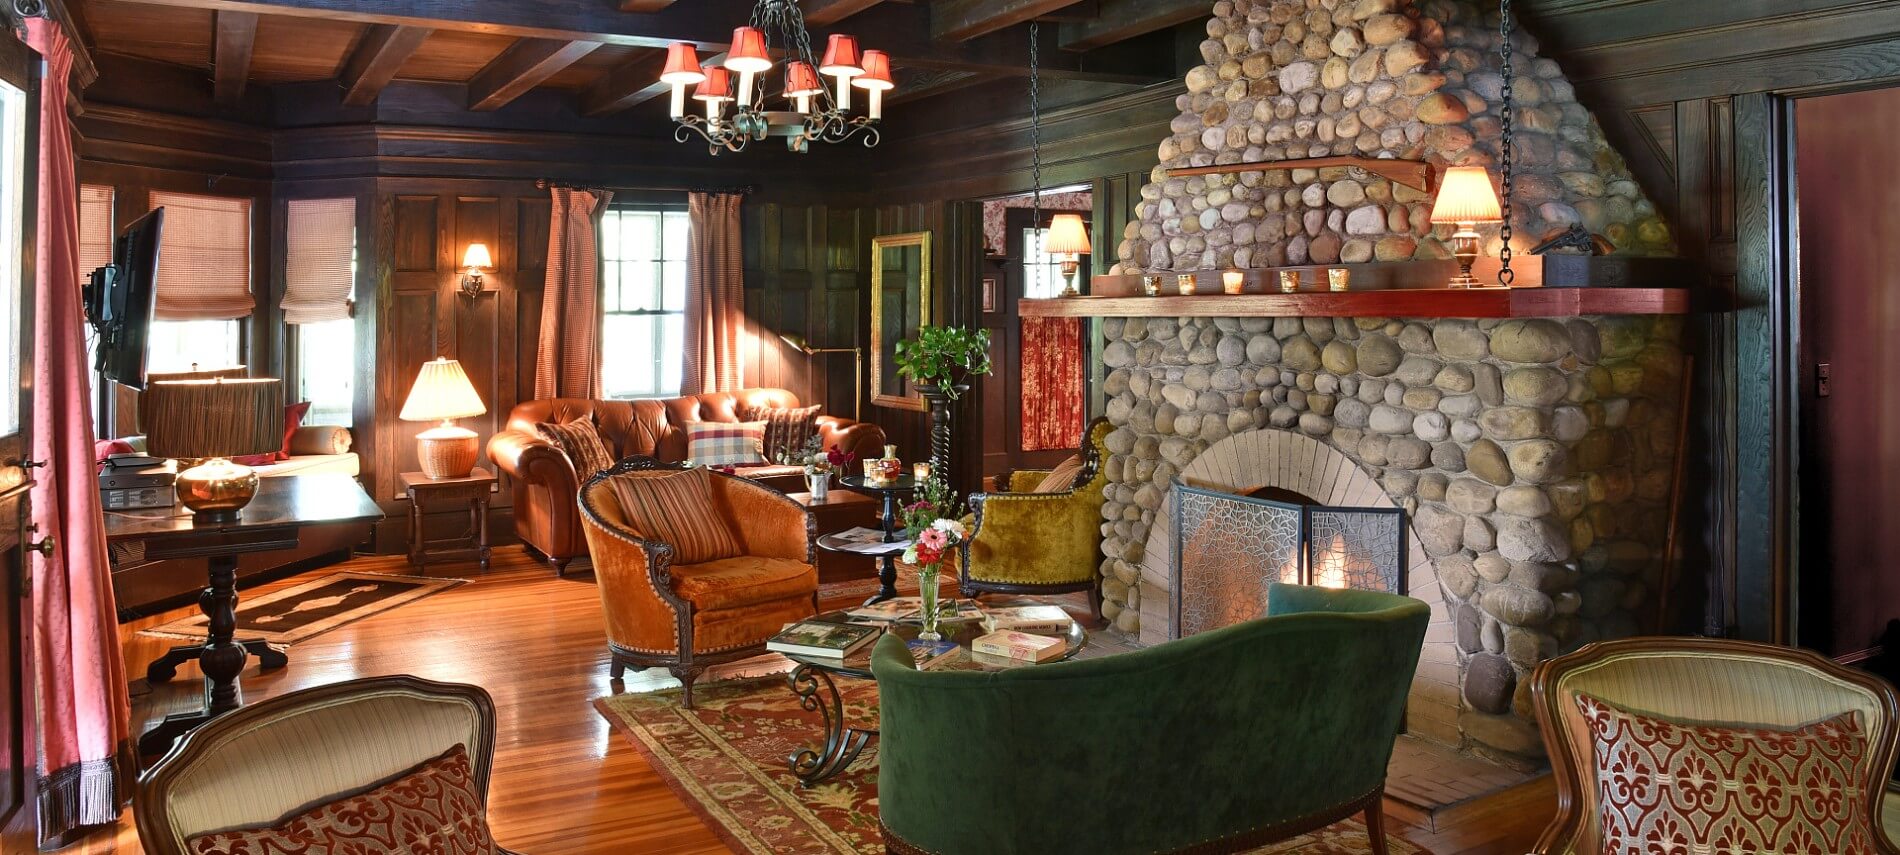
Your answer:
871,583 -> 1430,855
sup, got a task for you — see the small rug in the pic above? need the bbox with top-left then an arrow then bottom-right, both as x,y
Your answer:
596,677 -> 1425,855
138,571 -> 465,645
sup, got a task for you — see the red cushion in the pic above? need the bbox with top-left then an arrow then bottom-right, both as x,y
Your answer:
1577,692 -> 1877,854
185,743 -> 495,855
279,400 -> 312,461
93,438 -> 135,466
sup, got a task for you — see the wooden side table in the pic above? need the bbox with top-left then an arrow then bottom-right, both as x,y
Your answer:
402,468 -> 495,570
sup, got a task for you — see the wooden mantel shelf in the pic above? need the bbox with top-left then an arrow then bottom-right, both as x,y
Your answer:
1019,288 -> 1691,319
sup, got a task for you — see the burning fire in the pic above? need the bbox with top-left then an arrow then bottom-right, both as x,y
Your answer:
1314,534 -> 1349,589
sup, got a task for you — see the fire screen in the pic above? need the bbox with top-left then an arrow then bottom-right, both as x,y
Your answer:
1170,480 -> 1407,639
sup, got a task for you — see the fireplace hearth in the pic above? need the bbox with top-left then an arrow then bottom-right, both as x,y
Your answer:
1172,481 -> 1406,638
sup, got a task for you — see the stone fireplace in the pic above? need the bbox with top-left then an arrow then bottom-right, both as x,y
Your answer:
1069,0 -> 1692,764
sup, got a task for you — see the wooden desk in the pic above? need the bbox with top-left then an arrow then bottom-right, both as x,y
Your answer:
105,474 -> 383,757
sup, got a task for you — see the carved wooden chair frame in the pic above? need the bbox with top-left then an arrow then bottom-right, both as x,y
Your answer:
958,418 -> 1110,624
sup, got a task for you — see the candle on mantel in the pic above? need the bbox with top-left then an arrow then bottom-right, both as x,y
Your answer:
914,462 -> 931,482
1222,269 -> 1245,294
1176,274 -> 1197,296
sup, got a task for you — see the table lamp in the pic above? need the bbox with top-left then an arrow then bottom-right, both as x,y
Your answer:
1044,213 -> 1092,298
142,377 -> 284,521
1428,166 -> 1505,289
400,357 -> 488,479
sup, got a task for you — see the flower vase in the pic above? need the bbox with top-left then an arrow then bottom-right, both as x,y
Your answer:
807,472 -> 829,500
917,566 -> 941,641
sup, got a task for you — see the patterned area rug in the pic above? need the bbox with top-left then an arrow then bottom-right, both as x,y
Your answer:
138,571 -> 464,645
595,677 -> 1425,855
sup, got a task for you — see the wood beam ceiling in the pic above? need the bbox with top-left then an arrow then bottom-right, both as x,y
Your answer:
618,0 -> 680,10
468,38 -> 601,111
106,0 -> 1166,83
933,0 -> 1089,42
212,10 -> 258,106
1059,0 -> 1207,51
338,24 -> 431,106
802,0 -> 891,27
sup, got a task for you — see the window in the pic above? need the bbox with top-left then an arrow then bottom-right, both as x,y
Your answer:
0,78 -> 23,437
1022,226 -> 1067,300
148,191 -> 253,373
600,207 -> 688,399
284,198 -> 357,426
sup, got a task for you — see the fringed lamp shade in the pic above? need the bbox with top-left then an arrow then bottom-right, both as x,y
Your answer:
142,378 -> 284,460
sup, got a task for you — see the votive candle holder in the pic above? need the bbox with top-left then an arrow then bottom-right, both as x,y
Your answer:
1278,270 -> 1301,293
1328,269 -> 1351,292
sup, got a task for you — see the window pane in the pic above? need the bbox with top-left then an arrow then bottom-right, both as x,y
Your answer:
662,261 -> 685,311
0,80 -> 22,437
626,261 -> 659,311
626,212 -> 659,261
663,212 -> 689,261
601,314 -> 657,398
660,313 -> 684,396
602,261 -> 620,312
147,320 -> 241,374
599,205 -> 688,400
297,318 -> 354,426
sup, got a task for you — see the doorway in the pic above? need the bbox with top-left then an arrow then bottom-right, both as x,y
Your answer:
1793,85 -> 1900,662
975,189 -> 1091,479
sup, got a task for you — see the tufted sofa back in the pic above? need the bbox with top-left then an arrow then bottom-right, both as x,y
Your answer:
505,388 -> 804,464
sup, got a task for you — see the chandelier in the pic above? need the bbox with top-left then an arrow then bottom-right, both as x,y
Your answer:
658,0 -> 893,155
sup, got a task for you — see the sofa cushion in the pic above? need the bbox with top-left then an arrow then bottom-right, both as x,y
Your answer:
672,555 -> 818,612
1033,454 -> 1086,493
538,419 -> 616,478
288,424 -> 353,456
1576,692 -> 1877,855
742,404 -> 821,463
684,420 -> 767,467
605,467 -> 744,565
253,453 -> 360,478
184,743 -> 495,855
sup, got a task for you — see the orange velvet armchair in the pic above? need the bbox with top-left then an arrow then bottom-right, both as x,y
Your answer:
579,459 -> 819,706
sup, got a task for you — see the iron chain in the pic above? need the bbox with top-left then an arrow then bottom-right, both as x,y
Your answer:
1029,21 -> 1044,235
1496,0 -> 1515,287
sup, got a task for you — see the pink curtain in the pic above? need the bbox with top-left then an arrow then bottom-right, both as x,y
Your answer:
684,192 -> 745,394
534,187 -> 611,400
1020,317 -> 1085,451
25,18 -> 133,844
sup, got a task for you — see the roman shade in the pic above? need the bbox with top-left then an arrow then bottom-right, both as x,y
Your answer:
78,184 -> 113,279
281,198 -> 354,324
150,190 -> 254,320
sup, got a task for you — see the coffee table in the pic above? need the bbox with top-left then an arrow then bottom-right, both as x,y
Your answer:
783,601 -> 1087,786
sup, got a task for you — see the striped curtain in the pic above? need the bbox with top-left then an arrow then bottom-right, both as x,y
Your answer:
683,192 -> 744,394
534,187 -> 611,400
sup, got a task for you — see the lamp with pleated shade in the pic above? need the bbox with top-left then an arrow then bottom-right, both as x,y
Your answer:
400,358 -> 488,479
784,61 -> 823,114
660,43 -> 707,118
142,377 -> 284,520
693,66 -> 733,121
1044,213 -> 1092,297
724,26 -> 772,105
820,34 -> 862,110
851,50 -> 894,120
1428,166 -> 1506,289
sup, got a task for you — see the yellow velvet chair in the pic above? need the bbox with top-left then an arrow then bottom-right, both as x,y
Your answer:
579,458 -> 819,707
957,418 -> 1111,624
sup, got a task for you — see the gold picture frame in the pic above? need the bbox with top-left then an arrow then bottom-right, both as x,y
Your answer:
870,231 -> 932,413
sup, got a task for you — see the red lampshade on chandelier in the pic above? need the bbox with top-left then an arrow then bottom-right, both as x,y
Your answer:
659,1 -> 892,154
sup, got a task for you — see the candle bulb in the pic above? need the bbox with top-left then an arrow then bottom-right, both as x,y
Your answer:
795,94 -> 811,114
914,462 -> 931,482
738,70 -> 755,107
836,77 -> 851,111
1223,269 -> 1245,295
669,82 -> 686,118
870,88 -> 883,120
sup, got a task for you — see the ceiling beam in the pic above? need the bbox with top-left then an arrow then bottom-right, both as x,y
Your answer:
884,70 -> 992,106
1059,0 -> 1206,51
106,0 -> 1165,83
339,23 -> 432,106
468,38 -> 601,110
578,48 -> 726,117
618,0 -> 679,10
802,0 -> 890,26
933,0 -> 1090,42
212,10 -> 259,106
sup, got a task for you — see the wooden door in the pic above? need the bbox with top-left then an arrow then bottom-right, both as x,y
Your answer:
1794,86 -> 1900,660
0,28 -> 38,851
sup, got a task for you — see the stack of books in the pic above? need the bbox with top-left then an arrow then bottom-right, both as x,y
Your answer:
980,604 -> 1074,635
766,619 -> 881,659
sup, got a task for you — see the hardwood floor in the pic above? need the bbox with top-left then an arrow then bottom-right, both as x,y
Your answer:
63,548 -> 1551,854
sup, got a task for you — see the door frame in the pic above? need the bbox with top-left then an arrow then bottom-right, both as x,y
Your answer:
0,20 -> 39,851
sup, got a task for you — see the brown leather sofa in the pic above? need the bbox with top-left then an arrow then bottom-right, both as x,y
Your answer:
488,388 -> 885,574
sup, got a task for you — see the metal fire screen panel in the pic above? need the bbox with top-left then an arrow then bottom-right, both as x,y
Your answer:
1170,481 -> 1407,640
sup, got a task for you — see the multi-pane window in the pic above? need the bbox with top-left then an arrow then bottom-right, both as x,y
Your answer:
149,191 -> 253,373
600,207 -> 688,399
0,79 -> 23,436
1022,226 -> 1067,300
284,198 -> 357,426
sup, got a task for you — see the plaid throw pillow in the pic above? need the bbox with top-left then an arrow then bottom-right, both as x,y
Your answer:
684,420 -> 767,467
604,467 -> 743,564
186,744 -> 495,855
741,404 -> 822,463
538,419 -> 616,479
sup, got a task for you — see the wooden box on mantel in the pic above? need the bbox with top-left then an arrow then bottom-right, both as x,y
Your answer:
1025,256 -> 1701,320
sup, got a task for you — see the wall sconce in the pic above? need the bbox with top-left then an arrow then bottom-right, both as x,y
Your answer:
1428,167 -> 1505,289
460,243 -> 493,298
779,332 -> 863,421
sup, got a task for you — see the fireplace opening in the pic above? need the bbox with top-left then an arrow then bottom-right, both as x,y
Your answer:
1170,480 -> 1408,640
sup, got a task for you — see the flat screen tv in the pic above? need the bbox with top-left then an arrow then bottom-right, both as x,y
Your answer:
84,207 -> 162,390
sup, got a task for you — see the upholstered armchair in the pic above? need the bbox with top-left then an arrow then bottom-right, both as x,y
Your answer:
135,676 -> 516,855
873,583 -> 1428,855
1531,636 -> 1900,854
957,418 -> 1112,622
579,458 -> 819,707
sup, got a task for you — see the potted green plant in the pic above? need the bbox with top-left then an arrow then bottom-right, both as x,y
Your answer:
894,326 -> 994,488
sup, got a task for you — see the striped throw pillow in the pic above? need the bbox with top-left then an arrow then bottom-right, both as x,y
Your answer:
538,419 -> 616,479
605,467 -> 743,565
741,404 -> 822,463
684,421 -> 767,467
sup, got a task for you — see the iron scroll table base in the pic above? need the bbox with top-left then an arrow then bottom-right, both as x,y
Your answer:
786,663 -> 879,786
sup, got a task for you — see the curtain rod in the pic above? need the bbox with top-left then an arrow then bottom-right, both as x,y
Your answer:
534,178 -> 757,196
